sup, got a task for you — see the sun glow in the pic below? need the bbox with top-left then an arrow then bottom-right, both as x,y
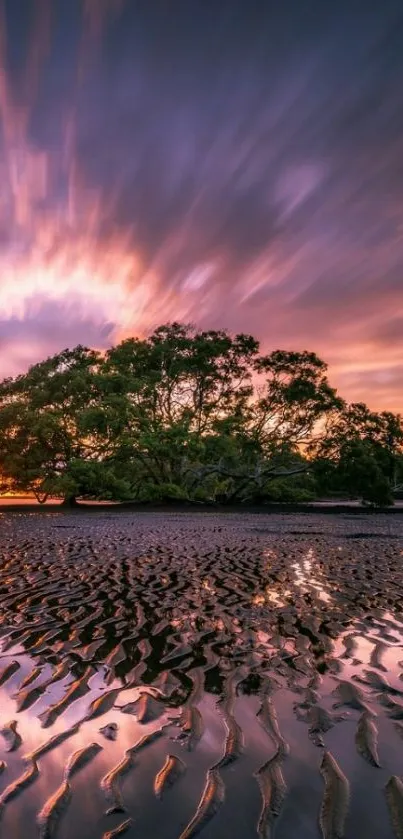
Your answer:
0,0 -> 180,357
0,232 -> 157,332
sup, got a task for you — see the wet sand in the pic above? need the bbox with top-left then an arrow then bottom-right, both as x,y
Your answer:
0,511 -> 402,838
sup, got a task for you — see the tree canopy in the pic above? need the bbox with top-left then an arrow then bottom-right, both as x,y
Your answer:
0,323 -> 401,506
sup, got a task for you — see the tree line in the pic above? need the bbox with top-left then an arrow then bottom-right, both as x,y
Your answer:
0,322 -> 401,507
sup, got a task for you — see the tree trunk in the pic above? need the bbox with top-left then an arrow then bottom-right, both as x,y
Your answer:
34,491 -> 49,505
61,495 -> 79,508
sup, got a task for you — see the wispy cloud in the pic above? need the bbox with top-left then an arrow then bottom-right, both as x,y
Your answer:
0,0 -> 402,410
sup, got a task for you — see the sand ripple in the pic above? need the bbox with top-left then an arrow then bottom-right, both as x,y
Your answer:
0,511 -> 402,837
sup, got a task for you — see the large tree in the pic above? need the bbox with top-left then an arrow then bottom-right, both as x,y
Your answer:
0,324 -> 398,507
104,326 -> 341,502
103,323 -> 259,498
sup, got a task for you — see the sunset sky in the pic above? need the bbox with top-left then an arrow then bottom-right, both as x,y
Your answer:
0,0 -> 402,410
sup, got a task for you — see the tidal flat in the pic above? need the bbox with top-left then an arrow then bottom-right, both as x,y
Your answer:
0,510 -> 402,839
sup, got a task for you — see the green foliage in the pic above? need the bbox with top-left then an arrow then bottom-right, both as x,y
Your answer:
136,482 -> 189,503
333,440 -> 394,506
261,478 -> 316,503
0,346 -> 120,501
0,324 -> 401,507
313,403 -> 403,505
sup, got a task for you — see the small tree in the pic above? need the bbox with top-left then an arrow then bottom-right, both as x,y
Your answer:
0,346 -> 121,503
314,403 -> 403,506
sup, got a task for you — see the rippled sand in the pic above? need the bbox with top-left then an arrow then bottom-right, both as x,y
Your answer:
0,510 -> 403,838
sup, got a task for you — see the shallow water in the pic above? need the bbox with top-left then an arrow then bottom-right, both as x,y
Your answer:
0,511 -> 402,838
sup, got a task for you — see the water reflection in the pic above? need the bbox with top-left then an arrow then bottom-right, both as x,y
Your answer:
290,547 -> 332,604
0,511 -> 402,837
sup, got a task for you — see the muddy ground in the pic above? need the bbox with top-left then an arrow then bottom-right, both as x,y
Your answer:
0,511 -> 402,838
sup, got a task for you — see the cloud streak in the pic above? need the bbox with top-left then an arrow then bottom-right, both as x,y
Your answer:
0,0 -> 402,410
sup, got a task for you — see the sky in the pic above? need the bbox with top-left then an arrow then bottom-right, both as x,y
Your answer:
0,0 -> 403,411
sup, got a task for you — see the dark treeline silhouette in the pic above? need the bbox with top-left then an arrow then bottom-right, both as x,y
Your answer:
0,323 -> 402,507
